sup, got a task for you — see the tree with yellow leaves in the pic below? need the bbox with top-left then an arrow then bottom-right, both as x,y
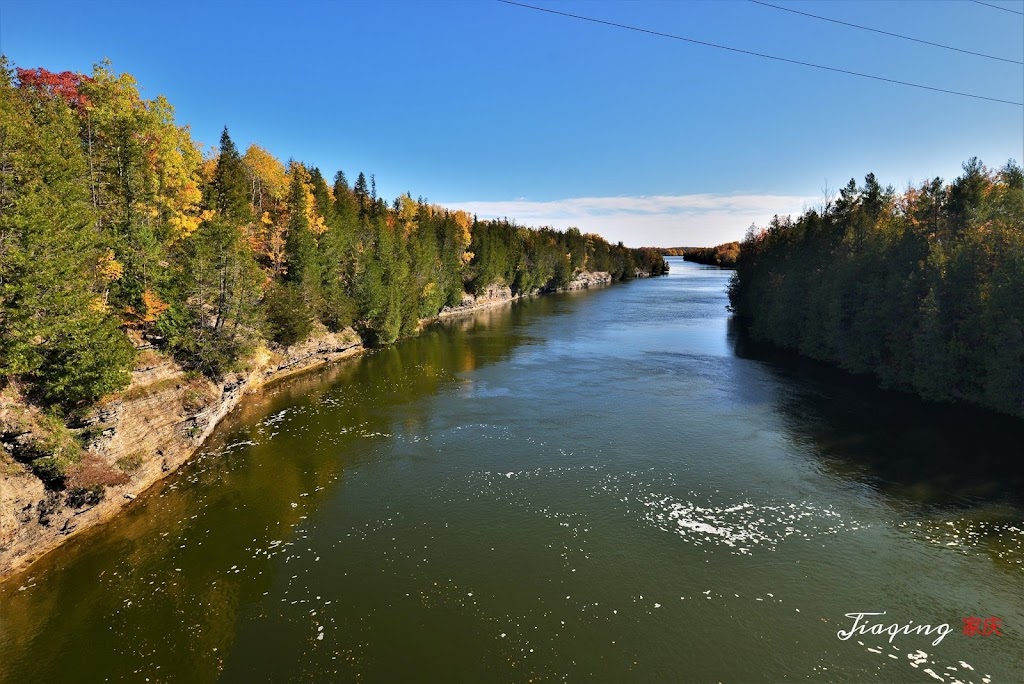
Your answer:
73,61 -> 205,322
243,144 -> 288,214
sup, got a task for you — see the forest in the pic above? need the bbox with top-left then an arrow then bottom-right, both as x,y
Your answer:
728,159 -> 1024,419
658,244 -> 739,267
0,58 -> 667,415
680,242 -> 740,268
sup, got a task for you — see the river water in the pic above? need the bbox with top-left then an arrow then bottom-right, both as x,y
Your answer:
1,257 -> 1022,682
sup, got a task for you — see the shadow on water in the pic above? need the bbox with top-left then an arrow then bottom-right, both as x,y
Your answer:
728,318 -> 1024,514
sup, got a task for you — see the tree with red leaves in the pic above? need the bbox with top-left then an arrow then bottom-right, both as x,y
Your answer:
15,67 -> 93,110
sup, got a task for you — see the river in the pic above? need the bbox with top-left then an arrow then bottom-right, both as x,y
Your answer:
1,257 -> 1021,682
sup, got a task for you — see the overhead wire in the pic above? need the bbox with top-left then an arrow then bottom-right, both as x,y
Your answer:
495,0 -> 1024,107
749,0 -> 1023,65
968,1 -> 1024,16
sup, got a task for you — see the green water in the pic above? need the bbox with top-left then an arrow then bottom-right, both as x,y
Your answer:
1,258 -> 1022,682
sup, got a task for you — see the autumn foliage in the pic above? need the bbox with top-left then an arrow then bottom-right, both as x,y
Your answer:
0,56 -> 666,409
681,242 -> 741,268
15,66 -> 93,110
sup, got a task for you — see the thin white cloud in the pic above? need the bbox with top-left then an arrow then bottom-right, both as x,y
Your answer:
441,193 -> 818,247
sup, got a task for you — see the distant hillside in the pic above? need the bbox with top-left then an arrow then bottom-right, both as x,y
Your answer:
658,243 -> 741,267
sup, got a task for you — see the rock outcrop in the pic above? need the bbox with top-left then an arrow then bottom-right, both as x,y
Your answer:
438,270 -> 611,318
439,283 -> 514,318
0,328 -> 363,579
563,270 -> 612,290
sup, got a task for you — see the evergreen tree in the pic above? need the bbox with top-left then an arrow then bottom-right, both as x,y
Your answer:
308,167 -> 333,219
354,172 -> 369,218
284,164 -> 318,290
263,283 -> 314,346
163,216 -> 262,377
212,127 -> 251,223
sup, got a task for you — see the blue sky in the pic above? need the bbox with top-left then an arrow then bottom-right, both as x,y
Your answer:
2,0 -> 1021,246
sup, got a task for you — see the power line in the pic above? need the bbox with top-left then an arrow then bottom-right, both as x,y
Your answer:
496,0 -> 1024,107
749,0 -> 1022,65
969,0 -> 1024,16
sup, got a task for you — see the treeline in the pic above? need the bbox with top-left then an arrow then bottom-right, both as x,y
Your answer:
681,242 -> 740,268
0,59 -> 666,411
729,159 -> 1024,419
657,243 -> 740,267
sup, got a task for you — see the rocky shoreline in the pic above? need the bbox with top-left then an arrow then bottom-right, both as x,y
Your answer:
0,270 -> 621,580
437,270 -> 613,319
0,329 -> 365,580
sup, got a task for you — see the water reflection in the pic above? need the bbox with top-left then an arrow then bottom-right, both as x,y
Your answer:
0,290 -> 553,683
729,319 -> 1024,511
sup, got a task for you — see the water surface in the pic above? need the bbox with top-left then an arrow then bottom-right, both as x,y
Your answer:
1,258 -> 1021,682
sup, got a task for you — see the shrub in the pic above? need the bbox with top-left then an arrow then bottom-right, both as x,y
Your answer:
66,485 -> 105,508
115,451 -> 144,473
30,455 -> 69,488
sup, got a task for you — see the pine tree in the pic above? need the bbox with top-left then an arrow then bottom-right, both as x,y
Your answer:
353,172 -> 369,218
165,215 -> 262,376
308,167 -> 333,220
284,165 -> 316,286
212,127 -> 251,223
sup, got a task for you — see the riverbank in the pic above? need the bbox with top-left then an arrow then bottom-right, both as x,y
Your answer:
0,328 -> 365,579
0,269 -> 626,581
437,270 -> 614,319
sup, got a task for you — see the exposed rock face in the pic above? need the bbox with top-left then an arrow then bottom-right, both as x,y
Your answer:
563,271 -> 611,290
0,328 -> 363,580
0,460 -> 46,560
439,283 -> 514,317
438,270 -> 611,318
